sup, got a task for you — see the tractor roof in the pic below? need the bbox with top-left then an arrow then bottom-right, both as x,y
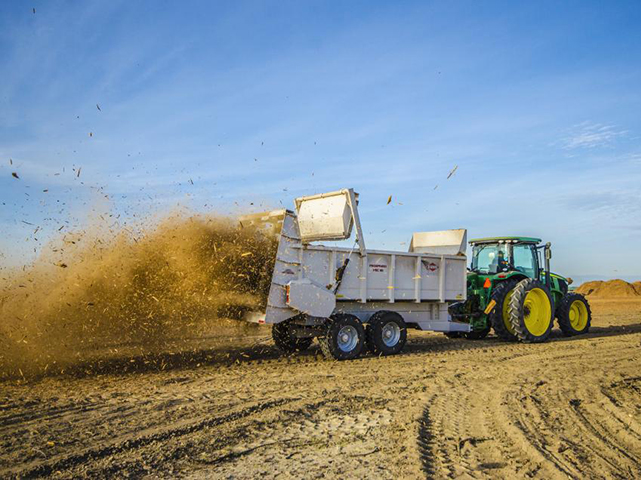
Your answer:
469,236 -> 542,245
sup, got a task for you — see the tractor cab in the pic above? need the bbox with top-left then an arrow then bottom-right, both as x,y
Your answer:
470,236 -> 545,281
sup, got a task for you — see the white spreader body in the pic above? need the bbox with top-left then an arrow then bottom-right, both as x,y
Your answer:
242,188 -> 470,335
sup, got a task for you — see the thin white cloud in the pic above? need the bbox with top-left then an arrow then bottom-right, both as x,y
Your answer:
560,121 -> 627,150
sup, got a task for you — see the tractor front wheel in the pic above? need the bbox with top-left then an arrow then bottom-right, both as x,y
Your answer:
556,293 -> 591,336
509,279 -> 554,343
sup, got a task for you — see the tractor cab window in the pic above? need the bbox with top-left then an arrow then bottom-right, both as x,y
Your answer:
512,244 -> 537,277
471,244 -> 509,274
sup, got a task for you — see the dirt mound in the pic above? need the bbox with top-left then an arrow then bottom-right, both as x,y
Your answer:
0,213 -> 277,379
576,279 -> 640,298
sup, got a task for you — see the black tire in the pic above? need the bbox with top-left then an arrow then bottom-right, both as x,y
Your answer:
365,311 -> 407,356
272,321 -> 313,353
488,279 -> 519,341
509,278 -> 554,343
464,325 -> 491,340
444,332 -> 464,339
556,293 -> 591,336
318,314 -> 365,360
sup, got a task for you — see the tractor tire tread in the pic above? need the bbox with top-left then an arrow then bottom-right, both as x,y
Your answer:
489,279 -> 519,341
509,278 -> 554,343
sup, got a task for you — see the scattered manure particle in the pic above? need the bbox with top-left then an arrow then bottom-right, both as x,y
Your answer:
0,213 -> 277,380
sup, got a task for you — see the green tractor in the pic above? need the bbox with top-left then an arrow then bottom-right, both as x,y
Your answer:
448,237 -> 591,343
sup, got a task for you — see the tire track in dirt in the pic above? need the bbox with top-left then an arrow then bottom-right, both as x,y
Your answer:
417,401 -> 435,477
0,401 -> 107,428
2,302 -> 641,479
600,377 -> 641,440
507,346 -> 641,479
9,397 -> 299,479
196,393 -> 399,479
415,334 -> 641,479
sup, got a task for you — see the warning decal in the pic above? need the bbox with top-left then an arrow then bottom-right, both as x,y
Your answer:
422,260 -> 439,273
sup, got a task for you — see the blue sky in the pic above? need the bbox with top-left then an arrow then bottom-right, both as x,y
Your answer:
1,1 -> 640,281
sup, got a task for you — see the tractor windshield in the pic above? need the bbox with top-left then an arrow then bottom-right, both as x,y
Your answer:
471,244 -> 509,274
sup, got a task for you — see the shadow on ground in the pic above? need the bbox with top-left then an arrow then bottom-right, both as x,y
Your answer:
4,323 -> 641,383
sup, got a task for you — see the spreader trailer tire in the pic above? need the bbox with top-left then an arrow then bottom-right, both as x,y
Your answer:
366,311 -> 407,356
272,321 -> 314,353
318,314 -> 366,361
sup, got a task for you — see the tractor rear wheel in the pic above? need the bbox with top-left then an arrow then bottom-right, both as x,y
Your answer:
489,279 -> 519,341
556,293 -> 591,336
366,311 -> 407,355
318,314 -> 365,360
509,279 -> 554,343
272,321 -> 314,353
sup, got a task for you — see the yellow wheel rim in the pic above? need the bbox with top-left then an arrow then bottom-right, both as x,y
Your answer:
569,300 -> 588,331
502,289 -> 515,334
523,288 -> 552,336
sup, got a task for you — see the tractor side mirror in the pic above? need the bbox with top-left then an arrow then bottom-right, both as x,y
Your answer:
545,242 -> 552,260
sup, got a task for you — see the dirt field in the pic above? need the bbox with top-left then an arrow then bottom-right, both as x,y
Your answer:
1,298 -> 640,479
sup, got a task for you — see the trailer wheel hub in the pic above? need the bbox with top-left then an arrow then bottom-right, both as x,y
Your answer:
337,326 -> 359,352
381,322 -> 401,347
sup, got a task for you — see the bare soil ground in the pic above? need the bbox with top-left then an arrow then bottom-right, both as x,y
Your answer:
1,299 -> 640,479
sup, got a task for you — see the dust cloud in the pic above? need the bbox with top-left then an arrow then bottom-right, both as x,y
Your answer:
0,213 -> 277,379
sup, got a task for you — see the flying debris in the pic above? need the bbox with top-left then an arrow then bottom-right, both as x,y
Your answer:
387,195 -> 392,205
0,214 -> 279,378
11,172 -> 19,179
447,165 -> 458,179
96,104 -> 101,111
